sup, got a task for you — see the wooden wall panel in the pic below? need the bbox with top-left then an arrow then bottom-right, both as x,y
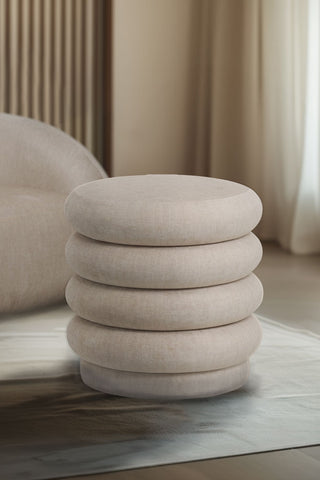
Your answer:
0,0 -> 110,167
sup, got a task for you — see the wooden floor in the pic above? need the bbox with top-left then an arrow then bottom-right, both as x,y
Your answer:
61,242 -> 320,480
256,242 -> 320,335
61,448 -> 320,480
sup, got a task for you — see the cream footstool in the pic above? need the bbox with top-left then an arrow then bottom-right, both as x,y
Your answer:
65,175 -> 263,400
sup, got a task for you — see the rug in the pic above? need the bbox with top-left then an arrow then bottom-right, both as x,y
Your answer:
0,305 -> 319,480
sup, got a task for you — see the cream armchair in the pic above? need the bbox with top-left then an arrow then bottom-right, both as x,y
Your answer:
0,114 -> 106,313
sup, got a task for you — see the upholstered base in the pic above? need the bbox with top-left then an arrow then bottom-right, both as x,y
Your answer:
66,233 -> 262,289
67,315 -> 262,373
66,274 -> 263,330
80,360 -> 250,400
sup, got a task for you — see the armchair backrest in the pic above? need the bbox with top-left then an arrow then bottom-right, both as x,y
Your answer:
0,114 -> 106,194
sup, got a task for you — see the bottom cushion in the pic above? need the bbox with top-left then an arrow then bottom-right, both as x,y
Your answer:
67,315 -> 262,373
80,360 -> 250,400
0,187 -> 72,313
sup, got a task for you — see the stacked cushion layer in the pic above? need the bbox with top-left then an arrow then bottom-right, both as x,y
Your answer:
65,232 -> 262,289
65,175 -> 262,246
80,360 -> 250,400
66,274 -> 263,331
65,175 -> 263,399
67,315 -> 262,373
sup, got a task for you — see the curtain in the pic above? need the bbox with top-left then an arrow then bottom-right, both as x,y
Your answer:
193,0 -> 320,253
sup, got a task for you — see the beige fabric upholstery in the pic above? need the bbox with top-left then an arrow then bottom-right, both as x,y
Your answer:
0,114 -> 106,313
67,315 -> 262,373
0,114 -> 106,194
65,175 -> 263,246
66,233 -> 262,289
64,173 -> 263,398
80,360 -> 250,400
66,274 -> 263,331
0,188 -> 72,312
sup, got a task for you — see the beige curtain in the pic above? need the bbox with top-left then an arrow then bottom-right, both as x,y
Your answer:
193,0 -> 320,253
112,0 -> 320,253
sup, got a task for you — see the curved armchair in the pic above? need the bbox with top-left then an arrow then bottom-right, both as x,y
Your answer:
0,114 -> 106,313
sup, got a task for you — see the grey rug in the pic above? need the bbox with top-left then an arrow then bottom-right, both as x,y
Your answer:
0,305 -> 319,480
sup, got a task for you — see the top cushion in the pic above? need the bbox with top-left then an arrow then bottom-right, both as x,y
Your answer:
65,175 -> 262,246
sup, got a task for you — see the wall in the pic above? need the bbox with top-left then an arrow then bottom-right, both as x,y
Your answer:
112,0 -> 197,176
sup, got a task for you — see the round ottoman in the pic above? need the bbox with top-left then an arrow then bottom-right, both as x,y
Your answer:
65,175 -> 263,400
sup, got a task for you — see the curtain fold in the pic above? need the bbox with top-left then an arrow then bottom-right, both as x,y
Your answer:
194,0 -> 319,253
291,0 -> 320,253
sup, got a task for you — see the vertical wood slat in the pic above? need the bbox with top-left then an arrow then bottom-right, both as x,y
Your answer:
32,0 -> 40,119
0,0 -> 106,163
43,0 -> 52,125
102,0 -> 113,175
84,0 -> 94,152
54,0 -> 63,130
9,0 -> 19,113
21,0 -> 31,117
0,0 -> 6,112
63,0 -> 72,137
74,0 -> 83,141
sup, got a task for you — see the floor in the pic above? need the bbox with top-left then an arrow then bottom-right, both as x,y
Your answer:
256,242 -> 320,335
60,242 -> 320,480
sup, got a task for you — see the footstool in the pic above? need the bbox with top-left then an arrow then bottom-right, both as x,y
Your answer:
65,175 -> 263,400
